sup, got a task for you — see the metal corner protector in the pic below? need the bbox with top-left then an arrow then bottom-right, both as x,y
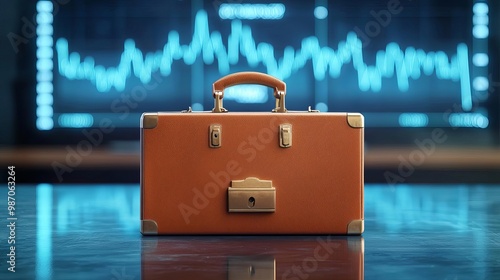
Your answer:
347,219 -> 364,235
141,219 -> 158,235
347,113 -> 364,128
141,113 -> 158,129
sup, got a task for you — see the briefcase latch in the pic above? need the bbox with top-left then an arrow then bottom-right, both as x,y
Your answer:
228,177 -> 276,213
279,124 -> 292,148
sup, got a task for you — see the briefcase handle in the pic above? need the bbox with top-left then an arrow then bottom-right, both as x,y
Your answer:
212,72 -> 287,113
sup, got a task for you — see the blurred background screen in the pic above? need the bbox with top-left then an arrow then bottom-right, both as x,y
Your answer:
5,0 -> 499,146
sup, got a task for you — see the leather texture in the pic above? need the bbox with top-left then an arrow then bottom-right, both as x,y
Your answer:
141,112 -> 364,234
212,71 -> 286,98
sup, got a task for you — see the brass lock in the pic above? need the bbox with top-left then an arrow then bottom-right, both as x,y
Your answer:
209,124 -> 222,148
228,177 -> 276,213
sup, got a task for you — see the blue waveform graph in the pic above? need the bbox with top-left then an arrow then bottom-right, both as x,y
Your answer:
55,9 -> 472,111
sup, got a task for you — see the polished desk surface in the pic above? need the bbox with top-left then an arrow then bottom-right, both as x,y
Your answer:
0,184 -> 499,279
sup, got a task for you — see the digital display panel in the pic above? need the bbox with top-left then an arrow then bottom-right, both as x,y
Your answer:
35,0 -> 491,131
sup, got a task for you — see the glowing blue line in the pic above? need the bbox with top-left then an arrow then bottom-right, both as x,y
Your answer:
36,183 -> 53,280
55,10 -> 472,110
219,3 -> 285,20
36,0 -> 54,130
458,44 -> 472,111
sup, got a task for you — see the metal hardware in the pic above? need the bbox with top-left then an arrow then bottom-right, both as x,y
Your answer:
347,113 -> 364,128
181,107 -> 192,113
347,219 -> 364,235
141,219 -> 158,235
228,177 -> 276,212
279,124 -> 292,148
209,124 -> 222,148
141,113 -> 158,129
271,91 -> 287,113
227,256 -> 276,280
308,106 -> 320,112
212,91 -> 228,113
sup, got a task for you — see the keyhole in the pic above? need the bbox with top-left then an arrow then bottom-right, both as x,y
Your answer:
248,197 -> 255,208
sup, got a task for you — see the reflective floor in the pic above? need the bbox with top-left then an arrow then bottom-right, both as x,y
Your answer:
0,184 -> 499,279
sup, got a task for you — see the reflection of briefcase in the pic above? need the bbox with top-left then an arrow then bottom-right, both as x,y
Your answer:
140,72 -> 364,235
141,236 -> 364,280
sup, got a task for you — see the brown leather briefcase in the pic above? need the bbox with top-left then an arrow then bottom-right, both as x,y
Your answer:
140,72 -> 364,235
